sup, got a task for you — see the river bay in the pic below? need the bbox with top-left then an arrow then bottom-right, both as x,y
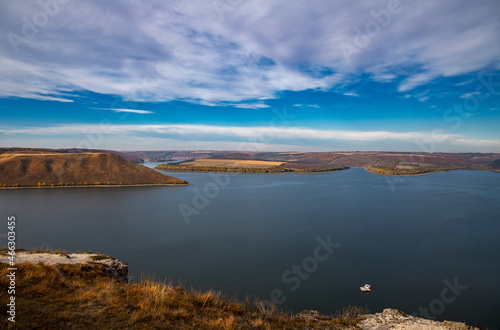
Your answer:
1,166 -> 499,328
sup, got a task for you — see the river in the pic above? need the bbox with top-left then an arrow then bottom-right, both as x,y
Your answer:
1,165 -> 499,327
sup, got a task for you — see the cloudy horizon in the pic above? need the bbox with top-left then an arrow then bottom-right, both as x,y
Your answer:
1,0 -> 499,152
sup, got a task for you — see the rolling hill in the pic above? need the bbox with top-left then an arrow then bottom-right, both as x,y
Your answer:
0,151 -> 188,187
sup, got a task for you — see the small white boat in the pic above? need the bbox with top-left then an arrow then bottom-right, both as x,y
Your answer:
360,284 -> 371,292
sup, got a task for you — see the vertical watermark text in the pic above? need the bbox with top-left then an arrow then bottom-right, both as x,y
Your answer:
6,216 -> 17,323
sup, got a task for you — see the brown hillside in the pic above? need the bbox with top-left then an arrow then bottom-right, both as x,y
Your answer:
0,152 -> 188,187
0,147 -> 144,164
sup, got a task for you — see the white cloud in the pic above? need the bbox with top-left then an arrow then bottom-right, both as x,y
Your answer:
2,123 -> 499,152
0,58 -> 75,102
403,89 -> 432,102
230,103 -> 270,109
293,104 -> 319,108
0,134 -> 342,152
25,95 -> 74,103
454,79 -> 475,87
96,108 -> 154,114
343,92 -> 359,97
0,0 -> 499,104
398,73 -> 437,93
453,138 -> 500,148
460,92 -> 480,99
0,123 -> 467,143
371,73 -> 397,82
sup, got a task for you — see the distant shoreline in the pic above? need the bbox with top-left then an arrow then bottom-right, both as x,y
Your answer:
157,165 -> 500,177
364,167 -> 500,177
364,168 -> 449,177
155,163 -> 349,174
0,183 -> 190,190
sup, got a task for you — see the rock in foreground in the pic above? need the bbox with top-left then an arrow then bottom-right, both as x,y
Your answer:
359,308 -> 478,330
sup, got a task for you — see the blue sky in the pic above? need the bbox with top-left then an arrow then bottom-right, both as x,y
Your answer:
0,0 -> 499,152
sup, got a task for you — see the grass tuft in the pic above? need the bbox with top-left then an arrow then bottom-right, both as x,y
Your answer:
334,305 -> 370,325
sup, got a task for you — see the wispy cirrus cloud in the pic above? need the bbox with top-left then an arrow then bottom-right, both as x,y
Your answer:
293,104 -> 319,108
343,92 -> 359,97
95,108 -> 154,114
454,79 -> 475,87
0,124 -> 450,141
403,89 -> 431,102
229,103 -> 270,109
460,92 -> 480,99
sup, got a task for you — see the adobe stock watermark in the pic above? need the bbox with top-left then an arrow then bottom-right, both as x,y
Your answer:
385,175 -> 406,193
442,73 -> 500,131
49,118 -> 115,182
51,62 -> 162,182
7,0 -> 72,54
340,0 -> 408,63
413,277 -> 467,320
415,73 -> 500,155
265,235 -> 340,306
386,72 -> 500,192
178,106 -> 296,224
237,107 -> 297,154
178,172 -> 232,224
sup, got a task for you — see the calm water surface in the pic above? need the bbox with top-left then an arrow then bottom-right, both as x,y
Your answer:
1,165 -> 499,328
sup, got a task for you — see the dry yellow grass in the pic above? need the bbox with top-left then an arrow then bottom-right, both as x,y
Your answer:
0,261 -> 368,329
0,152 -> 96,159
180,158 -> 284,168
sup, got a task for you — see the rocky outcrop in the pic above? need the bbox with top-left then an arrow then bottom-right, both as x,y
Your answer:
293,308 -> 477,329
97,257 -> 129,282
358,308 -> 478,330
0,251 -> 128,282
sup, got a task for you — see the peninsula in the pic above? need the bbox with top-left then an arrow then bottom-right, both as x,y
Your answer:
0,148 -> 188,188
